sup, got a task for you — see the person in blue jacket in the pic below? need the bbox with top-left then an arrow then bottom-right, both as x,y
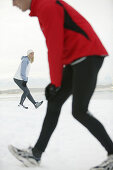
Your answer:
14,49 -> 43,109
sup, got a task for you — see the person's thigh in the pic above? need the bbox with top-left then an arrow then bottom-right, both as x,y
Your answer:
14,79 -> 30,94
72,56 -> 104,114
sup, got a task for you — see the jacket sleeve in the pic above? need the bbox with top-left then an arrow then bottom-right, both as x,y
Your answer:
42,4 -> 64,87
21,59 -> 28,81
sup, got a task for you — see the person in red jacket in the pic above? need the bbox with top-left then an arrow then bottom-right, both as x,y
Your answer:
9,0 -> 113,169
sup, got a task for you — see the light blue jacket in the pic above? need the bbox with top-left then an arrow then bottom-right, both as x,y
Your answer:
14,56 -> 31,81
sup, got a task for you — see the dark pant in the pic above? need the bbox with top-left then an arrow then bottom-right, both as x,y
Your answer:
14,78 -> 36,105
33,56 -> 113,155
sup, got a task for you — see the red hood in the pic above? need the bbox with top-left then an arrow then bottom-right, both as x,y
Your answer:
29,0 -> 39,17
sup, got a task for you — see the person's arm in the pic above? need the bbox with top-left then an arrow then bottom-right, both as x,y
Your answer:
21,59 -> 28,81
42,3 -> 64,87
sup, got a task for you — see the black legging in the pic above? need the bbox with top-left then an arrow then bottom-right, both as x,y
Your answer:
33,55 -> 113,155
14,78 -> 36,105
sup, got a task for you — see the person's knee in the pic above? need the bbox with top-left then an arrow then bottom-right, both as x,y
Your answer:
46,101 -> 62,126
72,110 -> 82,120
24,88 -> 30,95
72,107 -> 87,121
48,100 -> 62,112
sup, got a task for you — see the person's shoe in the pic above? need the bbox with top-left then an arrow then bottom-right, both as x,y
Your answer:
34,101 -> 43,109
8,145 -> 41,167
90,154 -> 113,170
18,104 -> 28,109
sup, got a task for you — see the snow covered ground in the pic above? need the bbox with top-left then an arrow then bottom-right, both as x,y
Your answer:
0,90 -> 113,170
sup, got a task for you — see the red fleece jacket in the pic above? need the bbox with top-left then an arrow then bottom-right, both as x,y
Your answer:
30,0 -> 108,87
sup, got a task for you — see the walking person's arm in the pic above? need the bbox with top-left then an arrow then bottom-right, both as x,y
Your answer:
43,4 -> 64,100
43,4 -> 64,87
21,58 -> 28,86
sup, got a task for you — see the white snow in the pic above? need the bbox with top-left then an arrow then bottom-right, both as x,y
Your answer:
0,91 -> 113,170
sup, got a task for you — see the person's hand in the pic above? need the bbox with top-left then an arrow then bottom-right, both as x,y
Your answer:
45,84 -> 61,100
22,81 -> 27,87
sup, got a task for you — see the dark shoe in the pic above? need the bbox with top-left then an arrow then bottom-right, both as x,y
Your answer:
18,104 -> 28,109
34,101 -> 43,109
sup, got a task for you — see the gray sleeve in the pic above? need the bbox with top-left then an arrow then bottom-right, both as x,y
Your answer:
21,59 -> 28,81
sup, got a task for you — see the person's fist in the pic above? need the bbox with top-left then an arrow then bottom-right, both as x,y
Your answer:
22,81 -> 27,87
45,84 -> 61,100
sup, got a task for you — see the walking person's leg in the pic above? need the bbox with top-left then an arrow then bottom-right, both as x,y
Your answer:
14,79 -> 42,108
32,65 -> 73,154
71,56 -> 113,169
19,87 -> 33,105
22,89 -> 43,109
14,79 -> 32,106
24,86 -> 43,108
